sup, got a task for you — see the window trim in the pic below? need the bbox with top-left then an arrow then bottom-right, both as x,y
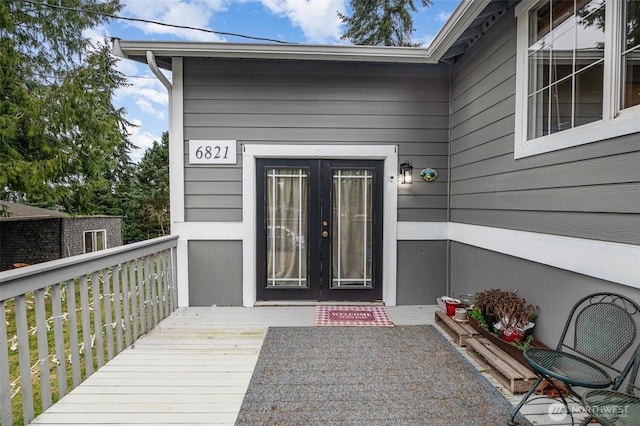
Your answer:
514,0 -> 640,159
83,229 -> 107,253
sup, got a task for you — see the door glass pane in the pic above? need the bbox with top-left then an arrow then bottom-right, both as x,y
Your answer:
266,168 -> 307,287
332,169 -> 373,288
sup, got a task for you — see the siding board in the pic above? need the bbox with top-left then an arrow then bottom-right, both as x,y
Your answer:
183,85 -> 449,102
450,183 -> 639,213
450,210 -> 640,245
184,128 -> 449,143
184,100 -> 449,116
452,152 -> 640,194
184,114 -> 448,129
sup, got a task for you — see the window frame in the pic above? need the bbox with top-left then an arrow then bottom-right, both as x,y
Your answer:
514,0 -> 640,158
83,229 -> 107,253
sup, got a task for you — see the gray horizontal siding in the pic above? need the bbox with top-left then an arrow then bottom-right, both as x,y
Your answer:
449,8 -> 640,244
396,240 -> 447,305
450,210 -> 640,245
188,241 -> 242,306
183,58 -> 450,222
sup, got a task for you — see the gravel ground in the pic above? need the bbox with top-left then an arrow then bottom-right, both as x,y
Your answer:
236,325 -> 531,425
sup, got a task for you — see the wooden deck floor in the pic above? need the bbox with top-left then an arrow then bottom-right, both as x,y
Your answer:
29,306 -> 587,425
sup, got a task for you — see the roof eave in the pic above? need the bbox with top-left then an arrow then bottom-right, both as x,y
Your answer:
113,40 -> 438,64
426,0 -> 493,59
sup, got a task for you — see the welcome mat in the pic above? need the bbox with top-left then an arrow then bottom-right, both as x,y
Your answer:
236,326 -> 532,425
314,305 -> 394,327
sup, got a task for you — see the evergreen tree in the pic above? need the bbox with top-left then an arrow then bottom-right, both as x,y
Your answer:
120,132 -> 170,242
0,0 -> 133,214
339,0 -> 432,46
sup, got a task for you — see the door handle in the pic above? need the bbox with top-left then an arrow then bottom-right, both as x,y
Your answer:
322,230 -> 329,238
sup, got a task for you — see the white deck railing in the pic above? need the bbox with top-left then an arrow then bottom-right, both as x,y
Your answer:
0,235 -> 178,425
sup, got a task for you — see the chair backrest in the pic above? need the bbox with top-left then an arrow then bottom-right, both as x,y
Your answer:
559,293 -> 640,383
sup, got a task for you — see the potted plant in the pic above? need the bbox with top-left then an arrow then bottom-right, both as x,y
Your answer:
469,289 -> 542,369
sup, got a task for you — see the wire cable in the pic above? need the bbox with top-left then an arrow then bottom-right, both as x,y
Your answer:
14,0 -> 295,44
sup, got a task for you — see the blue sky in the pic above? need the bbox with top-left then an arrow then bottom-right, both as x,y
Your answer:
87,0 -> 462,161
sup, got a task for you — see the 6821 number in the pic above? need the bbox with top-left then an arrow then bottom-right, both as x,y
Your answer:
195,145 -> 229,160
189,140 -> 236,164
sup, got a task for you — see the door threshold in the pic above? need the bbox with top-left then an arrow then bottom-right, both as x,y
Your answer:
254,300 -> 385,307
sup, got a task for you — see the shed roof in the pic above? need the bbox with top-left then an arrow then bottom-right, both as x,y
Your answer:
0,201 -> 69,221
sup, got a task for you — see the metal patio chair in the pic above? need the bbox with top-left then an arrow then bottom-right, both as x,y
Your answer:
509,293 -> 640,426
581,349 -> 640,426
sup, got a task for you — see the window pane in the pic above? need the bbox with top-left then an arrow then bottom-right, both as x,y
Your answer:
623,0 -> 640,109
624,0 -> 640,52
84,232 -> 93,253
623,49 -> 640,108
528,89 -> 551,139
529,50 -> 551,93
96,231 -> 105,251
549,78 -> 573,133
575,63 -> 604,126
527,0 -> 606,139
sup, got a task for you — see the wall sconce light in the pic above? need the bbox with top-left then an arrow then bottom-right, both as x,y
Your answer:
400,161 -> 413,184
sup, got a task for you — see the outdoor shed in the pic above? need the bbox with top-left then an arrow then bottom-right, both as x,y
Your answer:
114,0 -> 640,344
0,201 -> 123,271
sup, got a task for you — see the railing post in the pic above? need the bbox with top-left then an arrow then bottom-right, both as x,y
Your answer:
170,246 -> 178,311
34,288 -> 52,410
79,275 -> 93,377
103,267 -> 114,362
15,295 -> 34,424
66,279 -> 82,388
136,258 -> 145,335
51,284 -> 66,399
91,271 -> 104,369
0,301 -> 13,426
113,264 -> 124,353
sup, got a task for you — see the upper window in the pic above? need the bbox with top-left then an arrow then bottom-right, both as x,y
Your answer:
514,0 -> 640,158
84,229 -> 106,253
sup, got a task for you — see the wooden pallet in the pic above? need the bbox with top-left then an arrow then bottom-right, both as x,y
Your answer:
434,310 -> 480,347
465,337 -> 538,394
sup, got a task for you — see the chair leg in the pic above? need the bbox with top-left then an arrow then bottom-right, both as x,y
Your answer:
509,375 -> 544,425
546,379 -> 575,425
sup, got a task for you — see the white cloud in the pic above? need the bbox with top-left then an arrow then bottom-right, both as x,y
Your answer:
437,10 -> 452,23
414,33 -> 435,47
122,0 -> 229,41
259,0 -> 346,44
126,120 -> 161,162
136,99 -> 165,119
114,60 -> 169,117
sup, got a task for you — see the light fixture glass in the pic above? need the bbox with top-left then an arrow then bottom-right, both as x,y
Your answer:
400,161 -> 413,184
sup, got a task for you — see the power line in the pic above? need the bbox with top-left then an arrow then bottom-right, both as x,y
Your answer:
15,0 -> 296,45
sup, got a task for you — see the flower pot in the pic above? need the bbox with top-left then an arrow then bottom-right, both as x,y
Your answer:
443,297 -> 461,316
502,327 -> 524,343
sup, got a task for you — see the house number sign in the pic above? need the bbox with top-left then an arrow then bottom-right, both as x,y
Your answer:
188,140 -> 237,164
